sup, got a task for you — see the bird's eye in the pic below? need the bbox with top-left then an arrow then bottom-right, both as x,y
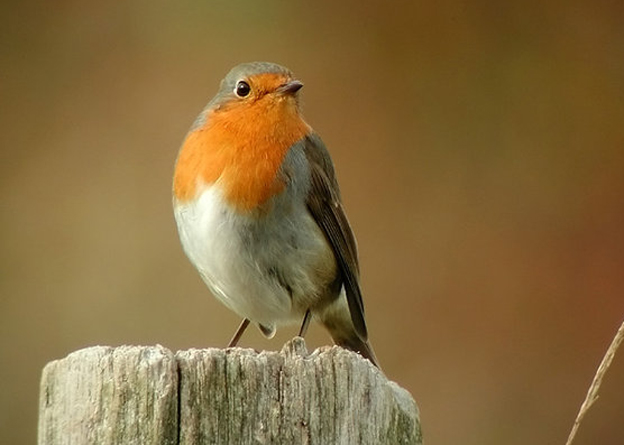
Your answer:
235,81 -> 251,97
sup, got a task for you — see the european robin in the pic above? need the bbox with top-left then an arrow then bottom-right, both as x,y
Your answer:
173,61 -> 378,367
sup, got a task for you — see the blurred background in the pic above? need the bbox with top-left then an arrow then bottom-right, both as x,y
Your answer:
2,1 -> 623,444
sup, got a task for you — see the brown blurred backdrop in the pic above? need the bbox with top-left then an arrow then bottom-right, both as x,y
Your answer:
2,1 -> 624,444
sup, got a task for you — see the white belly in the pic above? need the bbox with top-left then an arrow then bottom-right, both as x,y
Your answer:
173,185 -> 336,330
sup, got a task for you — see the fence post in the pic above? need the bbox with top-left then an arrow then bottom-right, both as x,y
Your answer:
39,338 -> 422,444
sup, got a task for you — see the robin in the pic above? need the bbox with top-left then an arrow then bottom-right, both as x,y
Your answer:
173,61 -> 378,367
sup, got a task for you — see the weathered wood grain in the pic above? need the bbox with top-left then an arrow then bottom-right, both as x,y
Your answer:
39,339 -> 421,445
38,345 -> 178,445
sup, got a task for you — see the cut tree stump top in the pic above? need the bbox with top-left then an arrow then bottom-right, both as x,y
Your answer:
39,338 -> 422,445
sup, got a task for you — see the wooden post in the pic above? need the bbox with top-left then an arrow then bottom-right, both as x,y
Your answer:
39,338 -> 422,445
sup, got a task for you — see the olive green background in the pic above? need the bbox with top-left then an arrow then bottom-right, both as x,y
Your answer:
2,1 -> 623,444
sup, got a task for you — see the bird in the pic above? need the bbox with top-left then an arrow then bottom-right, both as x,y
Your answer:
172,61 -> 378,367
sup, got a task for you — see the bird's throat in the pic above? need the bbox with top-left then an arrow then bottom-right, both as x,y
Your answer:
173,100 -> 310,211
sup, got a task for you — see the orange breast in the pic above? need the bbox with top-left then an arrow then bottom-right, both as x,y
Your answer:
173,97 -> 310,211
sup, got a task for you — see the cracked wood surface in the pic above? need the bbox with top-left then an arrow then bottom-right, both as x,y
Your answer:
38,338 -> 421,445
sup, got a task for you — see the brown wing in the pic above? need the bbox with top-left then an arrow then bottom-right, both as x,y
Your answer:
303,133 -> 368,341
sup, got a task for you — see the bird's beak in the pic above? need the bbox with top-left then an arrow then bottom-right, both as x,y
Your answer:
276,80 -> 304,95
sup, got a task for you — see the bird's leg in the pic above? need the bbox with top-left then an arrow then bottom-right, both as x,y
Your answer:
228,318 -> 250,347
298,309 -> 312,338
